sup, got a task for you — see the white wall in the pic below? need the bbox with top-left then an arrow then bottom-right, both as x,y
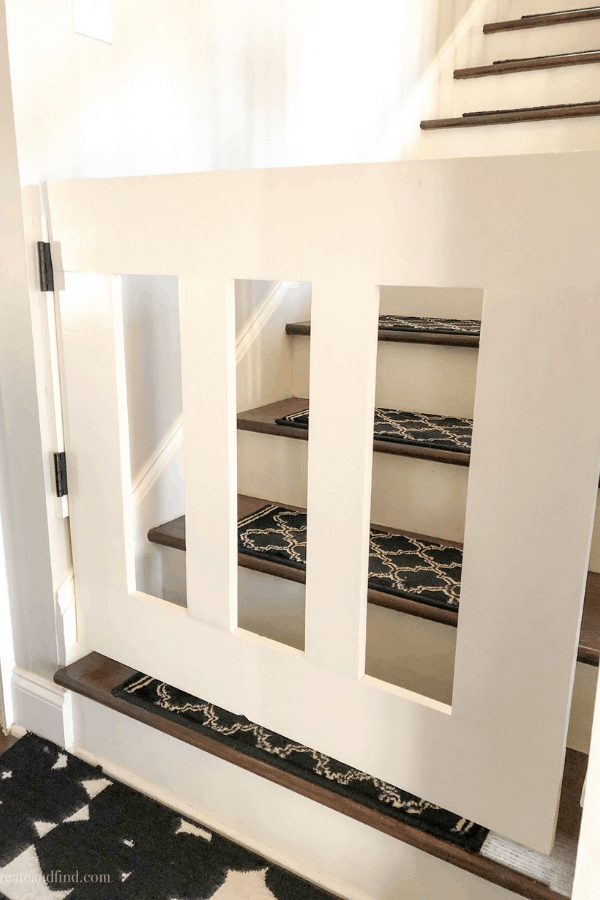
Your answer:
124,275 -> 311,599
0,0 -> 57,694
124,275 -> 182,479
5,0 -> 480,182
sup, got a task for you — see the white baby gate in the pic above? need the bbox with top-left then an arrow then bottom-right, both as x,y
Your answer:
47,151 -> 600,853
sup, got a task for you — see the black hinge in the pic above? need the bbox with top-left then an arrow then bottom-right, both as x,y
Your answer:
37,241 -> 54,292
54,452 -> 68,497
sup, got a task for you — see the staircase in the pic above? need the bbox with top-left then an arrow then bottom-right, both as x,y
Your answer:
120,286 -> 596,897
420,4 -> 600,141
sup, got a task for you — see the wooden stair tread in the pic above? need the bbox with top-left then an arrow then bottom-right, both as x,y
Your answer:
148,494 -> 461,627
421,101 -> 600,130
53,651 -> 586,900
0,732 -> 19,755
455,49 -> 600,78
285,320 -> 480,348
484,8 -> 600,33
147,494 -> 600,665
237,398 -> 471,468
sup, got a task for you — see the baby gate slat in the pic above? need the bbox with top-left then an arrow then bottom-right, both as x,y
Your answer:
57,274 -> 133,603
304,280 -> 379,677
180,278 -> 238,631
453,290 -> 600,731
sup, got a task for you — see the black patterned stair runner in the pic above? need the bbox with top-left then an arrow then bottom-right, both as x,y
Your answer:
238,505 -> 462,611
378,315 -> 480,335
275,407 -> 472,454
0,733 -> 333,899
112,673 -> 488,853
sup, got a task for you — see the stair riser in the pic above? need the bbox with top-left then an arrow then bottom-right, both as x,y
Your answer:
291,338 -> 479,418
159,546 -> 597,753
72,702 -> 523,900
375,343 -> 478,416
378,286 -> 484,319
237,429 -> 600,566
481,19 -> 600,60
237,429 -> 470,542
452,64 -> 600,117
237,431 -> 309,510
501,0 -> 600,16
417,110 -> 600,158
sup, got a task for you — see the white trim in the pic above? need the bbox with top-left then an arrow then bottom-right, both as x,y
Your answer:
55,571 -> 75,617
11,668 -> 67,746
0,509 -> 15,731
131,415 -> 183,508
367,0 -> 489,161
132,280 -> 295,507
12,668 -> 64,710
9,724 -> 26,739
54,571 -> 79,667
235,280 -> 297,364
71,706 -> 513,900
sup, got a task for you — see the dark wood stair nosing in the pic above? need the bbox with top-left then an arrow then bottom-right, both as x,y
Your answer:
484,9 -> 600,33
285,322 -> 481,349
454,50 -> 600,78
421,101 -> 600,130
53,651 -> 586,900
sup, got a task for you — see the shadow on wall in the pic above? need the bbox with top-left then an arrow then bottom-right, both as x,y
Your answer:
123,274 -> 184,599
124,276 -> 311,600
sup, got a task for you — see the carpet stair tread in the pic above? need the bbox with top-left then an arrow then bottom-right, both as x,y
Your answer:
238,398 -> 471,467
53,652 -> 587,900
421,100 -> 600,130
111,671 -> 489,852
454,49 -> 600,78
484,8 -> 600,33
286,316 -> 481,347
147,493 -> 600,665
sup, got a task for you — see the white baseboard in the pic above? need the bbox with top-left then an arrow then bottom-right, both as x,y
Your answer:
11,668 -> 67,746
71,696 -> 514,900
9,723 -> 27,738
74,741 -> 365,900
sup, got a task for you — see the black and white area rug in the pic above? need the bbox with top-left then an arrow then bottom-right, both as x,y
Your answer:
0,732 -> 335,899
275,408 -> 472,454
238,505 -> 462,611
378,315 -> 480,335
114,674 -> 488,854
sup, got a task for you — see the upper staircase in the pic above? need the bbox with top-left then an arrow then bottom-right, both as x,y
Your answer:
421,4 -> 600,132
483,7 -> 600,33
